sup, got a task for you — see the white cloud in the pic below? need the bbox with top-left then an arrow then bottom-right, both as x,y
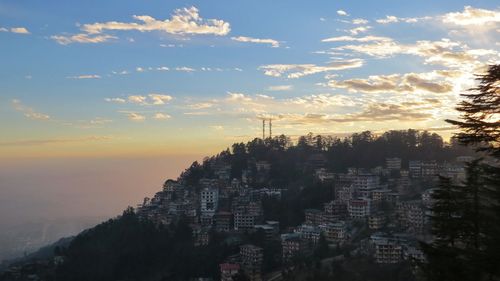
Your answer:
376,15 -> 430,24
187,102 -> 214,109
337,10 -> 348,16
105,97 -> 126,103
231,36 -> 281,48
352,18 -> 369,25
128,95 -> 148,104
51,34 -> 117,45
66,74 -> 101,79
267,85 -> 293,91
52,6 -> 230,45
210,125 -> 224,131
175,66 -> 196,72
327,72 -> 454,94
10,27 -> 30,34
153,113 -> 171,120
148,94 -> 173,105
0,27 -> 7,32
442,6 -> 500,27
259,59 -> 364,79
347,26 -> 371,35
322,35 -> 392,43
12,99 -> 50,120
126,112 -> 146,121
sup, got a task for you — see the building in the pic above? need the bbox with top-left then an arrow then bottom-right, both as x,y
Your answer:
386,157 -> 402,170
368,213 -> 386,230
320,221 -> 347,243
234,212 -> 258,231
215,211 -> 233,232
421,161 -> 438,178
409,161 -> 422,178
373,237 -> 403,264
354,174 -> 379,198
295,224 -> 321,244
323,200 -> 348,221
397,201 -> 425,232
281,233 -> 307,262
348,198 -> 372,219
240,244 -> 263,281
220,263 -> 240,281
201,188 -> 219,216
304,209 -> 323,225
254,221 -> 279,240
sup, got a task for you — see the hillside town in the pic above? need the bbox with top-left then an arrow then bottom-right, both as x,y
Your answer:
130,150 -> 473,281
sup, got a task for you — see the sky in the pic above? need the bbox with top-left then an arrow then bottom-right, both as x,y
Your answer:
0,1 -> 499,225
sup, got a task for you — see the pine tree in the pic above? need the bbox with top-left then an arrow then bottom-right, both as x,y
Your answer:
444,64 -> 500,279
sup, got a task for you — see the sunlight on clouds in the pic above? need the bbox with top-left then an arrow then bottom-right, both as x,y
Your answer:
231,36 -> 281,48
259,59 -> 364,79
12,99 -> 50,121
51,6 -> 230,45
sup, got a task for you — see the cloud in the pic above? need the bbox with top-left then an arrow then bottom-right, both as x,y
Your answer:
210,125 -> 224,131
267,85 -> 293,91
333,38 -> 497,68
126,112 -> 146,121
259,59 -> 364,79
187,102 -> 214,109
105,97 -> 126,103
0,136 -> 113,146
227,92 -> 253,102
376,15 -> 430,24
66,74 -> 101,79
348,26 -> 371,35
352,18 -> 369,25
148,94 -> 173,105
0,27 -> 7,32
287,94 -> 360,108
10,27 -> 30,34
52,6 -> 230,45
442,6 -> 500,27
12,99 -> 50,120
51,34 -> 117,45
175,66 -> 196,72
231,36 -> 280,48
322,35 -> 392,43
337,10 -> 348,16
327,72 -> 453,94
153,113 -> 171,120
107,94 -> 173,105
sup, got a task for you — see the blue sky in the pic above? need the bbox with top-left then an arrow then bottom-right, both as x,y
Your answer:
0,0 -> 499,158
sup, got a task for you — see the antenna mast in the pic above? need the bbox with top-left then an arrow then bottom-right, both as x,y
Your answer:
269,118 -> 272,138
262,119 -> 266,139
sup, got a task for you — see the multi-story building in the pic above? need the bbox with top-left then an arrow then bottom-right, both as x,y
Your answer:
386,157 -> 402,170
354,174 -> 379,198
373,237 -> 403,264
201,188 -> 219,217
240,244 -> 263,281
220,263 -> 240,281
348,198 -> 372,219
323,200 -> 348,221
421,161 -> 438,178
281,233 -> 307,262
234,212 -> 258,231
304,209 -> 323,226
215,211 -> 233,232
254,221 -> 279,240
294,224 -> 321,245
320,221 -> 347,243
409,161 -> 422,178
368,213 -> 386,230
397,201 -> 425,232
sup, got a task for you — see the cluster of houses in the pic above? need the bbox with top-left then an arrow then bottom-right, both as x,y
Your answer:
134,154 -> 472,281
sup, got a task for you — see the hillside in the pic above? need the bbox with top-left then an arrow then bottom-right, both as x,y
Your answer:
0,130 -> 473,281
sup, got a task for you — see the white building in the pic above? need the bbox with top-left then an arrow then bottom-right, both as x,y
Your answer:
354,174 -> 379,198
348,198 -> 372,219
201,188 -> 219,216
386,157 -> 402,170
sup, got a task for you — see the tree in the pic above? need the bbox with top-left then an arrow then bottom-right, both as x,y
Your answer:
422,64 -> 500,280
